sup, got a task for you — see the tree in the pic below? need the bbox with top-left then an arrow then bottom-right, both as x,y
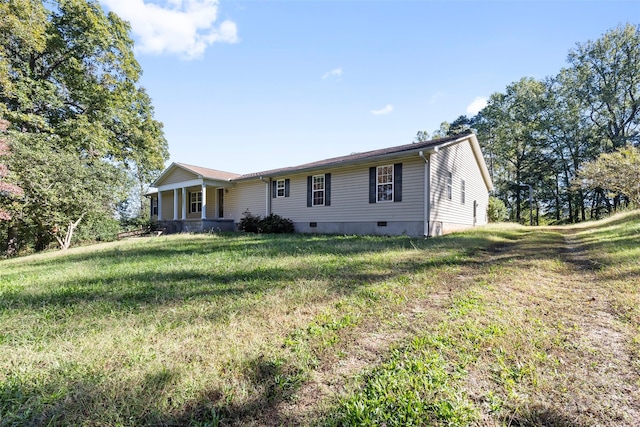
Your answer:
0,0 -> 168,251
0,119 -> 23,221
476,77 -> 549,223
565,23 -> 640,150
577,144 -> 640,208
9,134 -> 128,250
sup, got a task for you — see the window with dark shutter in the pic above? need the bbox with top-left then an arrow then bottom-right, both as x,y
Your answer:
307,174 -> 330,206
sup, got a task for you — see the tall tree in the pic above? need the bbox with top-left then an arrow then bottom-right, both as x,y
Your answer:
0,119 -> 23,221
476,77 -> 548,223
0,0 -> 168,251
565,23 -> 640,150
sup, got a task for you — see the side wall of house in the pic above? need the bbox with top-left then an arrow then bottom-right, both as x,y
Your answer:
264,156 -> 426,236
429,140 -> 489,235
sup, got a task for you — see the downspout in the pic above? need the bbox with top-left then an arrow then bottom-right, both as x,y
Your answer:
259,176 -> 272,216
419,148 -> 438,237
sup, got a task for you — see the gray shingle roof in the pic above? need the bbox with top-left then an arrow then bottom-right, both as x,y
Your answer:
236,132 -> 471,180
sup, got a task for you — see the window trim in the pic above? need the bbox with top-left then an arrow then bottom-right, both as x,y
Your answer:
446,172 -> 453,201
189,191 -> 202,213
461,179 -> 466,204
312,174 -> 325,206
151,197 -> 158,216
276,179 -> 286,198
376,164 -> 394,203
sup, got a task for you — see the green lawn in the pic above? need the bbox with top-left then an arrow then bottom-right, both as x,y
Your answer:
1,212 -> 639,426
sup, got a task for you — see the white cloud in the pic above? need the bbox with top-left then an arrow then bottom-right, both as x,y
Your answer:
371,104 -> 394,116
466,96 -> 488,115
322,67 -> 342,79
100,0 -> 238,60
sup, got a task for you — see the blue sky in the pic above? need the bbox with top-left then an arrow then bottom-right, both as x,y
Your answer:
98,0 -> 639,175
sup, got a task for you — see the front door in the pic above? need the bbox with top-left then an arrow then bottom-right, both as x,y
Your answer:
217,188 -> 224,218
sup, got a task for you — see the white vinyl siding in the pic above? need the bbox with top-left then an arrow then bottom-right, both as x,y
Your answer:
270,157 -> 424,223
430,139 -> 489,227
225,180 -> 269,221
157,168 -> 197,186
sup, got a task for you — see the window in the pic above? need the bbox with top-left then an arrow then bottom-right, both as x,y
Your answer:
377,165 -> 394,202
276,179 -> 285,198
312,175 -> 325,206
151,197 -> 158,216
447,172 -> 453,200
272,179 -> 290,198
369,164 -> 402,203
307,174 -> 331,207
189,191 -> 202,213
461,179 -> 466,204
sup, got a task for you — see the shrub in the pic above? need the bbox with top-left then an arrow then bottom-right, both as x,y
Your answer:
487,196 -> 508,223
238,211 -> 295,234
239,210 -> 262,233
259,214 -> 295,234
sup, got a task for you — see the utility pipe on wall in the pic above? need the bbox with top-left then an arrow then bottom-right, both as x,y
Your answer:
419,148 -> 438,237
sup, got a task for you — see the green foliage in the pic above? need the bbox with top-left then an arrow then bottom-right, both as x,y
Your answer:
487,196 -> 508,222
0,0 -> 169,251
258,214 -> 295,234
435,23 -> 640,224
238,210 -> 262,232
578,144 -> 640,207
238,210 -> 295,234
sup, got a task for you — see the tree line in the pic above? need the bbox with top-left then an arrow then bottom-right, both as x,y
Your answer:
0,0 -> 168,255
418,23 -> 640,224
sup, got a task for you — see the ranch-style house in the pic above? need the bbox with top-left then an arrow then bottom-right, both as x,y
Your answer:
148,131 -> 494,237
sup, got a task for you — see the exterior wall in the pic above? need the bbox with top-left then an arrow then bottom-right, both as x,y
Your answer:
150,137 -> 491,237
160,190 -> 174,220
225,180 -> 269,222
158,168 -> 197,186
430,140 -> 489,235
269,156 -> 426,225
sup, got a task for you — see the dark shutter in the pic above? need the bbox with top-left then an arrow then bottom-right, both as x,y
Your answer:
272,180 -> 277,198
325,173 -> 331,206
394,163 -> 402,202
369,167 -> 376,203
307,176 -> 312,207
285,179 -> 290,197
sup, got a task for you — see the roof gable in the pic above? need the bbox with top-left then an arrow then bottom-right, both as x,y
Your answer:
152,162 -> 240,187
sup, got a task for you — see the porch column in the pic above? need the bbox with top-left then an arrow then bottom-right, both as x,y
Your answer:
157,191 -> 163,221
201,184 -> 207,219
181,187 -> 187,220
173,189 -> 179,220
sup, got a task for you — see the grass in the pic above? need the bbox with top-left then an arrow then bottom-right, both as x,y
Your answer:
1,212 -> 639,426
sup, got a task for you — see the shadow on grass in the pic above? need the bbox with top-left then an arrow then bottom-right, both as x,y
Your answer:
1,229 -> 540,426
501,405 -> 588,427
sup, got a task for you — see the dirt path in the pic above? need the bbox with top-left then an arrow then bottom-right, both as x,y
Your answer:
555,231 -> 640,424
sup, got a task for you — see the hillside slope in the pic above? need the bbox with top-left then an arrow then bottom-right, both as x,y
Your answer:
1,212 -> 639,426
